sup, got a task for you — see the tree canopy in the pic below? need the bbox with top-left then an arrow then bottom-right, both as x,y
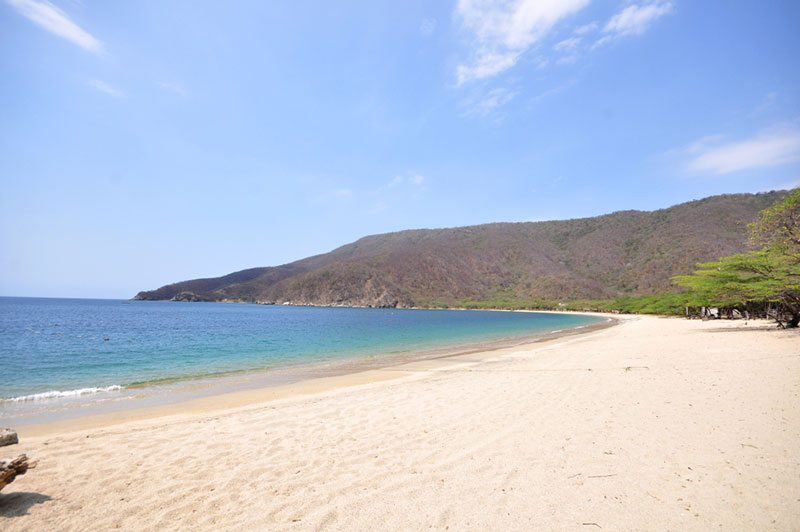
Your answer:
750,187 -> 800,257
674,188 -> 800,327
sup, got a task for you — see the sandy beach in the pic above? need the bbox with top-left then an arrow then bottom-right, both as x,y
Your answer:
1,314 -> 798,531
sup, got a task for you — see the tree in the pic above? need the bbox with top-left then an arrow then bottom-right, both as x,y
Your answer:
675,188 -> 800,327
750,188 -> 800,256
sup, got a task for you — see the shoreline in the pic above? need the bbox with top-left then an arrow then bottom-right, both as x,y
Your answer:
1,304 -> 610,426
10,311 -> 619,438
3,314 -> 798,530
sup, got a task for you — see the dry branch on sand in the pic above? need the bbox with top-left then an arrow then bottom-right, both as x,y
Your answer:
1,455 -> 38,492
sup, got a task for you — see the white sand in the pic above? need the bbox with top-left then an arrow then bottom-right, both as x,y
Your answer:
1,315 -> 798,531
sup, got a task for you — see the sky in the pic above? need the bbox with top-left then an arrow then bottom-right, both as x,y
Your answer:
1,0 -> 799,298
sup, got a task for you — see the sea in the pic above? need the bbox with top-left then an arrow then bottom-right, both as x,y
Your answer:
0,297 -> 608,425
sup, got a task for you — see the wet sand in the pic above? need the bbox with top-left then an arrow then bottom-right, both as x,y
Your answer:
2,314 -> 614,430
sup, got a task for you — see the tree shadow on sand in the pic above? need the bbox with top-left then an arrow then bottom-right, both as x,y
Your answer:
696,324 -> 789,333
0,492 -> 55,517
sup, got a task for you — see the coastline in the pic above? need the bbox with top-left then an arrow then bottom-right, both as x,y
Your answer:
0,301 -> 610,425
3,314 -> 798,531
9,311 -> 618,437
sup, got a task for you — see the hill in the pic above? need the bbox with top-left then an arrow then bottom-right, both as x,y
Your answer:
134,191 -> 787,307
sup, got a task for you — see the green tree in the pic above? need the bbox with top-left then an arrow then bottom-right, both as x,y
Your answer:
750,187 -> 800,257
675,188 -> 800,327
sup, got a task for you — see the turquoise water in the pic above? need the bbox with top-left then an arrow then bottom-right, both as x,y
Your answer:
0,297 -> 604,408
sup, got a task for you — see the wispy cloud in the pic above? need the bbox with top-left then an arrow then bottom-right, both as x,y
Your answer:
455,0 -> 589,85
556,54 -> 578,65
553,37 -> 581,64
310,186 -> 355,205
88,79 -> 123,97
525,79 -> 575,109
365,174 -> 427,215
316,174 -> 426,212
573,21 -> 597,35
368,201 -> 389,215
465,87 -> 518,117
456,51 -> 519,85
420,17 -> 437,37
480,87 -> 516,110
686,129 -> 800,175
157,81 -> 187,96
686,134 -> 725,154
554,37 -> 581,53
387,174 -> 425,188
6,0 -> 104,54
594,1 -> 673,48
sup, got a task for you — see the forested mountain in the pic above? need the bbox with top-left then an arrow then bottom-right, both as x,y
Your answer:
134,191 -> 787,307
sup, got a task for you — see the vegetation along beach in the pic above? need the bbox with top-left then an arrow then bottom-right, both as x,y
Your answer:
2,1 -> 799,530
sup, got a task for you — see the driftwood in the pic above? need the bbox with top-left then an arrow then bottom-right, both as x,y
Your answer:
0,454 -> 37,492
0,428 -> 19,447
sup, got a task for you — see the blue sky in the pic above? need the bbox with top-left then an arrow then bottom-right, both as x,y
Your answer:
1,0 -> 799,298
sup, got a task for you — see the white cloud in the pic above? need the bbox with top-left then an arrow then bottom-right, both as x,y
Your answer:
573,21 -> 598,35
686,134 -> 725,154
554,37 -> 581,52
368,201 -> 389,215
475,87 -> 517,115
686,130 -> 800,175
88,79 -> 123,97
420,17 -> 437,37
553,35 -> 585,66
157,81 -> 187,96
455,0 -> 589,85
388,174 -> 426,188
594,1 -> 672,47
605,1 -> 673,36
6,0 -> 104,54
456,51 -> 520,85
591,35 -> 612,49
310,186 -> 356,205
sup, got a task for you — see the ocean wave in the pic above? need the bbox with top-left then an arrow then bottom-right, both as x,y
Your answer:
3,385 -> 124,403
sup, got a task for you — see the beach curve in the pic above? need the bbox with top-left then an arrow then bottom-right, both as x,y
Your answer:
1,314 -> 798,531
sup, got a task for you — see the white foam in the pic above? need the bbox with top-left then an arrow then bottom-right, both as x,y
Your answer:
4,385 -> 123,403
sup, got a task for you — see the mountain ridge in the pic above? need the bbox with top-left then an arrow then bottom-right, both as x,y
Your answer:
134,191 -> 788,307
